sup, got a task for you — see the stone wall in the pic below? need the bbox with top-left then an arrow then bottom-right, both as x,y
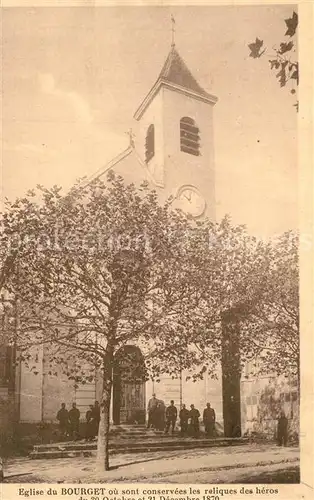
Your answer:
241,374 -> 299,442
19,346 -> 44,422
42,353 -> 76,422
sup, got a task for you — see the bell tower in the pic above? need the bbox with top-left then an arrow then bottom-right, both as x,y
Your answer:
134,44 -> 218,220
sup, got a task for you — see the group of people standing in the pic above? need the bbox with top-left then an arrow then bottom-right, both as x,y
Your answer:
56,403 -> 80,440
56,401 -> 100,441
147,394 -> 216,437
56,396 -> 290,446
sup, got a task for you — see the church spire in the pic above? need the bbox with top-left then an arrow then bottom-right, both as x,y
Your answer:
158,45 -> 210,99
134,39 -> 217,120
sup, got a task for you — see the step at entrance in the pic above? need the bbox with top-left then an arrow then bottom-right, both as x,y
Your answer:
29,425 -> 248,459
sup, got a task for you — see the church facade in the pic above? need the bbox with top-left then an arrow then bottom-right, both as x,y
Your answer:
77,43 -> 222,429
1,43 -> 279,438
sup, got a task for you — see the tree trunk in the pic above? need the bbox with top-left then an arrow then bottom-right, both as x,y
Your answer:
221,309 -> 242,438
96,347 -> 114,471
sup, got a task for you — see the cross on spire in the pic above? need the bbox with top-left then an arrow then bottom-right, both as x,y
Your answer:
126,128 -> 135,148
171,14 -> 176,47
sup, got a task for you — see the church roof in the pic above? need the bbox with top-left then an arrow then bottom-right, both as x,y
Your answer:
134,44 -> 217,120
158,45 -> 211,99
82,144 -> 165,190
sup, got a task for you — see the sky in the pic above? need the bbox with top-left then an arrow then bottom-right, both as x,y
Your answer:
2,5 -> 298,236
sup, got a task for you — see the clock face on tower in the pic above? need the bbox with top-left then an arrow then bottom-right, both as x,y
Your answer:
177,185 -> 206,218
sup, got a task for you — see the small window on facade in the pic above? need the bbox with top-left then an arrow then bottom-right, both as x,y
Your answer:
291,392 -> 298,401
145,124 -> 155,163
180,117 -> 200,156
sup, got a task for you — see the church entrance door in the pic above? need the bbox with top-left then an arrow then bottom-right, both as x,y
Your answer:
113,346 -> 146,425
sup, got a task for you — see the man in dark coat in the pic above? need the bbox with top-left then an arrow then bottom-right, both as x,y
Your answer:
277,410 -> 288,446
92,401 -> 101,438
56,403 -> 69,440
156,400 -> 166,431
85,404 -> 94,441
68,403 -> 80,441
147,393 -> 158,429
189,404 -> 200,437
165,400 -> 177,434
179,404 -> 190,436
203,402 -> 216,437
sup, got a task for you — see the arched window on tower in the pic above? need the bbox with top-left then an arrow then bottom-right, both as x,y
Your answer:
145,124 -> 155,163
180,117 -> 200,156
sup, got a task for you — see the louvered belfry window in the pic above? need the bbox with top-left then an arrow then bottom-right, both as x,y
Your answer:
145,124 -> 155,163
180,117 -> 200,156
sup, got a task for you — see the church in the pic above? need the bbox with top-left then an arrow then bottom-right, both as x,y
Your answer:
1,40 -> 296,441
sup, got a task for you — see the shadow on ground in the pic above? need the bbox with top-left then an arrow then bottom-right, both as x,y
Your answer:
231,466 -> 300,484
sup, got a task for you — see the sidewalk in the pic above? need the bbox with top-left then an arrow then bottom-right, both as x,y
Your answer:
3,443 -> 299,483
